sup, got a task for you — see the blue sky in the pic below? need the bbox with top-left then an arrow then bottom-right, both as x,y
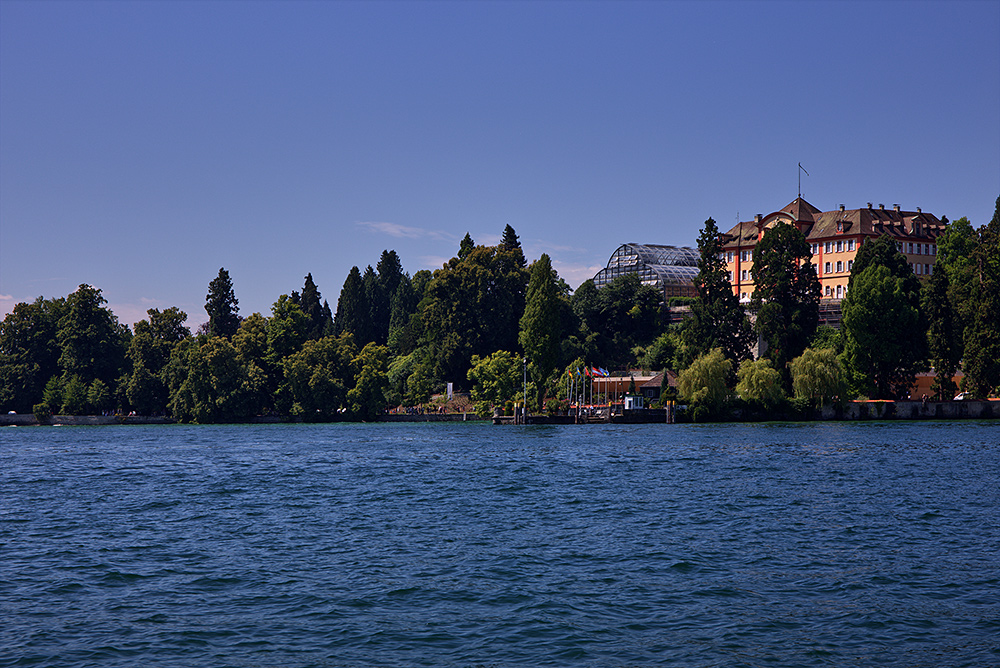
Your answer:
2,0 -> 998,328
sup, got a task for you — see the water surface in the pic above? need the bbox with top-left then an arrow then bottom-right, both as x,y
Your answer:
2,421 -> 998,667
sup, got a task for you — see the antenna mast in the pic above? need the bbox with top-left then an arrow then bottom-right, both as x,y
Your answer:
798,162 -> 809,199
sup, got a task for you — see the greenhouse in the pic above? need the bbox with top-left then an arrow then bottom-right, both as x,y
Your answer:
592,243 -> 699,298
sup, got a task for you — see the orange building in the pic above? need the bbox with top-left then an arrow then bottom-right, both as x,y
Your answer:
721,198 -> 946,303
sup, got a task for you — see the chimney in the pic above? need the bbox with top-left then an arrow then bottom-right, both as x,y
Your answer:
917,207 -> 922,213
867,202 -> 873,209
839,204 -> 845,212
879,203 -> 885,210
754,214 -> 762,223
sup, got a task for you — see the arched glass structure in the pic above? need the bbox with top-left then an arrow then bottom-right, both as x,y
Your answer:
592,244 -> 699,298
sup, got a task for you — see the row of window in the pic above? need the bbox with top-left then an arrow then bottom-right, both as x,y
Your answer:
821,260 -> 853,275
898,242 -> 936,256
812,239 -> 857,254
731,260 -> 932,284
724,239 -> 937,264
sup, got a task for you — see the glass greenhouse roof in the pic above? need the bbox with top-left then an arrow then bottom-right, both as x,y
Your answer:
593,244 -> 699,291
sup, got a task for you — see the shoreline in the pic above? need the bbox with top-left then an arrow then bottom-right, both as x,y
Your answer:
2,399 -> 996,427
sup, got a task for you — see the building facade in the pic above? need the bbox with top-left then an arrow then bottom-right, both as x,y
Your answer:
721,198 -> 945,302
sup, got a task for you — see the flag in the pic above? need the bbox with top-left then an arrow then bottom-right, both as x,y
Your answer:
600,367 -> 609,377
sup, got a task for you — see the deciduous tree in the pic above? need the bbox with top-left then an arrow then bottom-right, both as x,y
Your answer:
790,347 -> 846,408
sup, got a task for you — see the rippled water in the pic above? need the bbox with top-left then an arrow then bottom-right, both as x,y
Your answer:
2,421 -> 999,667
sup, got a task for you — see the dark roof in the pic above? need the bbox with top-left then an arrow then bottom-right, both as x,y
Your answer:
722,199 -> 945,249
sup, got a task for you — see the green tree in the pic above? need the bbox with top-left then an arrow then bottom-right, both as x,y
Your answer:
467,350 -> 523,416
922,262 -> 961,400
736,358 -> 785,410
284,333 -> 356,419
809,325 -> 844,354
348,342 -> 389,420
458,233 -> 475,260
205,268 -> 240,339
842,262 -> 926,399
334,266 -> 370,342
56,284 -> 129,388
267,295 -> 310,362
571,274 -> 662,370
677,348 -> 732,420
935,216 -> 977,339
686,217 -> 753,365
750,223 -> 821,385
419,238 -> 528,386
87,378 -> 112,414
0,296 -> 65,413
519,254 -> 563,410
169,336 -> 261,423
790,347 -> 846,408
962,196 -> 1000,397
126,307 -> 190,414
299,273 -> 333,340
60,374 -> 88,415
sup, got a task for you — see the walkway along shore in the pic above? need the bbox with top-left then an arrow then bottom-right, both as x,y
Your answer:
2,400 -> 995,427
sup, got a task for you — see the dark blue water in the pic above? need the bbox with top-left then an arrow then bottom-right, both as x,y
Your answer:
2,422 -> 998,667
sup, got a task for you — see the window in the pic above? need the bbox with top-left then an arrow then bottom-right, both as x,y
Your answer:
836,240 -> 843,252
740,292 -> 746,300
848,260 -> 853,271
741,270 -> 748,281
925,264 -> 930,275
824,262 -> 831,274
915,244 -> 921,255
848,239 -> 856,251
931,244 -> 936,255
740,250 -> 750,262
908,242 -> 914,254
728,271 -> 734,282
824,242 -> 832,253
896,242 -> 902,252
726,252 -> 733,263
836,285 -> 843,299
825,285 -> 831,296
836,261 -> 843,272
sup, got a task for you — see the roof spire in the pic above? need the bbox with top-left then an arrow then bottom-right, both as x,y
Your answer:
798,162 -> 809,199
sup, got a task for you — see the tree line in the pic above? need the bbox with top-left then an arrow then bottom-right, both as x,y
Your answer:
2,199 -> 998,423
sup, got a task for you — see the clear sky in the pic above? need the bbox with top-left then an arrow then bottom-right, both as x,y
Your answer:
2,0 -> 998,329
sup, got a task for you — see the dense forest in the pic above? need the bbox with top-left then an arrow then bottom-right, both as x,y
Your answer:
2,199 -> 998,423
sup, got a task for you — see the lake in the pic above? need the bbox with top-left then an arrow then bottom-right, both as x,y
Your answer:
2,421 -> 998,667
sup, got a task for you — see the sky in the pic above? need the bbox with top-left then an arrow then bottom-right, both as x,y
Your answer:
2,0 -> 998,329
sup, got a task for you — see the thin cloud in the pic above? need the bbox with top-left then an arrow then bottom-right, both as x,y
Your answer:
551,261 -> 601,289
358,221 -> 453,242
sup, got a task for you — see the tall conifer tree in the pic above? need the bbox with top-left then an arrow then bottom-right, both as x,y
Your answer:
685,217 -> 753,366
519,254 -> 562,410
205,268 -> 240,339
750,223 -> 821,387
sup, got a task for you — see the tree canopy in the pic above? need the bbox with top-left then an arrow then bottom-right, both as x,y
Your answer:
750,223 -> 820,385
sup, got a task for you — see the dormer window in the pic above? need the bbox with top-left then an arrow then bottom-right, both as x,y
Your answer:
836,221 -> 843,232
